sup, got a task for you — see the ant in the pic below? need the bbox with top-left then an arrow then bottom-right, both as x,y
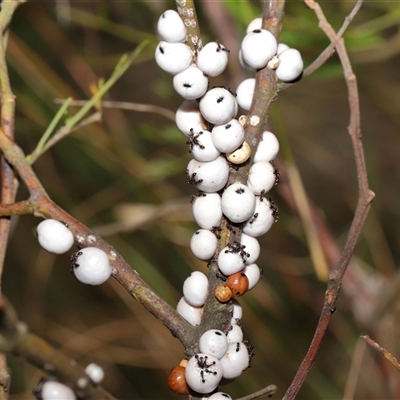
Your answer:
186,128 -> 205,152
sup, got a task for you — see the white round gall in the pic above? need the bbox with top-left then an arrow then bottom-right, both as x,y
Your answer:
155,42 -> 192,75
238,50 -> 257,72
192,193 -> 222,230
221,183 -> 256,223
247,161 -> 278,195
188,129 -> 220,162
190,229 -> 217,260
41,381 -> 76,400
157,10 -> 186,43
243,196 -> 278,237
209,392 -> 232,400
243,263 -> 262,290
176,296 -> 202,326
173,65 -> 208,100
241,29 -> 277,69
240,233 -> 260,265
232,299 -> 243,321
236,78 -> 255,111
254,131 -> 280,162
183,271 -> 208,307
276,48 -> 303,82
246,17 -> 262,33
199,329 -> 229,359
199,87 -> 237,125
175,100 -> 207,137
277,42 -> 290,54
226,324 -> 243,343
186,156 -> 229,193
211,119 -> 245,153
37,219 -> 74,254
71,247 -> 112,286
85,363 -> 104,384
220,342 -> 251,379
185,354 -> 222,393
218,246 -> 246,276
197,42 -> 229,77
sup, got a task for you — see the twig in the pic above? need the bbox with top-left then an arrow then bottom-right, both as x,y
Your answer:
283,1 -> 374,399
0,3 -> 27,395
0,297 -> 116,399
362,335 -> 400,372
39,111 -> 102,160
27,97 -> 73,164
0,129 -> 194,347
0,0 -> 26,302
278,0 -> 364,91
53,99 -> 176,122
27,40 -> 150,164
343,338 -> 366,400
235,384 -> 278,400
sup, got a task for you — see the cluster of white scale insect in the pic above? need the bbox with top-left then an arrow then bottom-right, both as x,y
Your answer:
34,9 -> 304,397
155,9 -> 302,397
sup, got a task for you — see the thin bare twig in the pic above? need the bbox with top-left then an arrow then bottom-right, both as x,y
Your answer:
362,335 -> 400,372
0,297 -> 116,400
0,130 -> 194,346
0,0 -> 21,299
53,99 -> 176,121
343,338 -> 366,400
278,0 -> 364,91
39,111 -> 102,158
0,3 -> 24,395
283,1 -> 374,399
235,384 -> 277,400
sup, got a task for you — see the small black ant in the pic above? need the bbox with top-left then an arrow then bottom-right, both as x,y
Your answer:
270,161 -> 280,185
216,41 -> 230,53
186,170 -> 203,186
70,251 -> 83,272
248,212 -> 259,224
225,241 -> 249,261
190,191 -> 206,205
186,128 -> 205,152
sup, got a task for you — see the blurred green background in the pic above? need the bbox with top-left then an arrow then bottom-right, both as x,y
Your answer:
3,0 -> 400,399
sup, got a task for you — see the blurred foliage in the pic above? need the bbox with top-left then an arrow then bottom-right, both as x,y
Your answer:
2,0 -> 400,399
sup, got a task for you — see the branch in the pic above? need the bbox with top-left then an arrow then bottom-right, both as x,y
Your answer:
27,40 -> 150,164
278,0 -> 364,91
362,335 -> 400,372
283,1 -> 375,399
53,99 -> 176,122
0,130 -> 194,347
0,297 -> 116,399
0,1 -> 28,394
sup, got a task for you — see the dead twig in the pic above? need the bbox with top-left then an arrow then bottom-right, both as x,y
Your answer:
235,384 -> 278,400
362,335 -> 400,373
279,0 -> 364,91
283,1 -> 374,399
